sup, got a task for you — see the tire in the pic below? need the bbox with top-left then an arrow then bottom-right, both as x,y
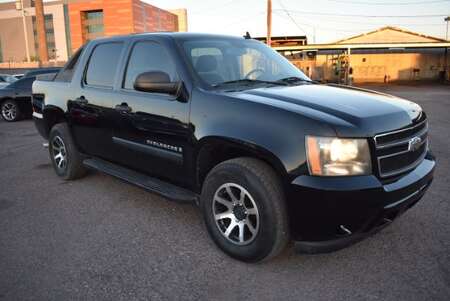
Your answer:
1,99 -> 21,122
48,123 -> 87,180
201,157 -> 289,262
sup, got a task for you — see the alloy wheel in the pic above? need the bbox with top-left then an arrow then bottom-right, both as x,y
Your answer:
51,136 -> 67,171
1,102 -> 17,121
212,183 -> 260,245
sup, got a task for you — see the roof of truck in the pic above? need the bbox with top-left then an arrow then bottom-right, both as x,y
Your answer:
91,32 -> 247,42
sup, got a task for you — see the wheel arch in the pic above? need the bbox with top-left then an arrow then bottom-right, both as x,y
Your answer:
194,136 -> 288,191
39,105 -> 67,139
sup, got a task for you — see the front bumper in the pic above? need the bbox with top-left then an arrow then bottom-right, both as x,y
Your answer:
287,153 -> 435,254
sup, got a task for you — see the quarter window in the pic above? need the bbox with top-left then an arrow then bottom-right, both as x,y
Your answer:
123,41 -> 177,90
54,47 -> 84,82
85,43 -> 123,88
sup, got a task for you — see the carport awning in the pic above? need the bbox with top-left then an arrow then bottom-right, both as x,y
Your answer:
273,42 -> 450,51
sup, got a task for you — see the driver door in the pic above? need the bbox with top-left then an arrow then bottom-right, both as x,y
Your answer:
110,39 -> 191,187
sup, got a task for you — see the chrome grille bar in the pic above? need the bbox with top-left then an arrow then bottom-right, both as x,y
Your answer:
373,119 -> 428,178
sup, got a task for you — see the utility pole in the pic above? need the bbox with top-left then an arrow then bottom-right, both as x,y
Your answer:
16,0 -> 30,62
35,0 -> 49,62
445,16 -> 449,41
445,17 -> 449,81
267,0 -> 272,47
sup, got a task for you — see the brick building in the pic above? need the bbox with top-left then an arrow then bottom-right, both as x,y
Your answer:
68,0 -> 179,52
0,0 -> 184,64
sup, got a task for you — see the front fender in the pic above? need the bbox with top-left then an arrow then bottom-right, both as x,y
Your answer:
190,90 -> 336,178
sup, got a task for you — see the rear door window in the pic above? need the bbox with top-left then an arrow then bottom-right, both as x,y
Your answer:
85,42 -> 124,88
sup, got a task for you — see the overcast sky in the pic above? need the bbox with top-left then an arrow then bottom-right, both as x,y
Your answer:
3,0 -> 449,43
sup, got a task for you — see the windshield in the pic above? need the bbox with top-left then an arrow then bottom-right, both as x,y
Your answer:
181,38 -> 310,87
0,75 -> 17,83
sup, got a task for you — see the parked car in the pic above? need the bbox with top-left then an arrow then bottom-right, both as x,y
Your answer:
13,74 -> 25,80
24,67 -> 61,78
32,33 -> 435,262
1,70 -> 59,122
0,74 -> 17,89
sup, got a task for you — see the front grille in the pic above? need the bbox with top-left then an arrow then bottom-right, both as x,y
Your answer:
374,118 -> 428,178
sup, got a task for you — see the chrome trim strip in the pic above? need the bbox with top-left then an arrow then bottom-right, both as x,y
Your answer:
377,138 -> 427,160
112,137 -> 183,164
374,119 -> 427,145
384,189 -> 420,209
384,182 -> 428,209
378,141 -> 428,178
32,112 -> 43,119
375,126 -> 428,150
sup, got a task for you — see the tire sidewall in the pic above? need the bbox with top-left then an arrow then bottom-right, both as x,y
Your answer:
201,163 -> 279,262
1,100 -> 20,122
49,125 -> 74,179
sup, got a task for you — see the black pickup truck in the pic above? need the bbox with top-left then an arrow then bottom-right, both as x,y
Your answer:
32,33 -> 435,262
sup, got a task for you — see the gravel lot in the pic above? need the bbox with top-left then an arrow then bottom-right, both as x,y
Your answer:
0,84 -> 449,301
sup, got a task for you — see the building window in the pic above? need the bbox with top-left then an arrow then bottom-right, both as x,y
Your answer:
32,14 -> 56,60
82,10 -> 104,43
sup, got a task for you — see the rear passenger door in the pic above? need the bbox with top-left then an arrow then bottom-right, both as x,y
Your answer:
110,39 -> 191,187
68,42 -> 126,160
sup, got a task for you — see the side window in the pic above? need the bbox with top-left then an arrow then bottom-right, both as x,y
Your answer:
85,42 -> 124,88
123,41 -> 177,90
54,47 -> 84,82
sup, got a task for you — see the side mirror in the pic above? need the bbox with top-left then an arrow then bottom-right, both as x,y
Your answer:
133,71 -> 179,95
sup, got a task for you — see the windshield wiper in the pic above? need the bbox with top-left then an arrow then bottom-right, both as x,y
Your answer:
276,77 -> 316,84
213,79 -> 288,87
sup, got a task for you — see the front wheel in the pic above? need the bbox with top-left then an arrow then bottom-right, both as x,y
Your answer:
201,157 -> 289,262
1,100 -> 21,122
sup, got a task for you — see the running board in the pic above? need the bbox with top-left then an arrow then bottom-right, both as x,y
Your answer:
83,158 -> 198,204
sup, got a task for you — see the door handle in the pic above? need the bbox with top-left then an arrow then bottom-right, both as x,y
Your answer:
74,96 -> 88,104
115,103 -> 132,113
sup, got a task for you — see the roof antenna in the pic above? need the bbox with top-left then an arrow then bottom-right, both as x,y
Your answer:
244,31 -> 251,39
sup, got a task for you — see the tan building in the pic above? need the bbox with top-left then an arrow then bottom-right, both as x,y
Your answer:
0,0 -> 70,62
278,27 -> 450,83
169,9 -> 188,32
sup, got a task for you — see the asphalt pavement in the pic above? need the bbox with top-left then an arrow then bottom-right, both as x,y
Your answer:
0,84 -> 449,300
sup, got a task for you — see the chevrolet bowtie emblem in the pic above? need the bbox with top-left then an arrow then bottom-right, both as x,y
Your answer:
408,136 -> 422,152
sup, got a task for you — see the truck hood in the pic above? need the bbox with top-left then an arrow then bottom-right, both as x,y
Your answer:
234,84 -> 422,137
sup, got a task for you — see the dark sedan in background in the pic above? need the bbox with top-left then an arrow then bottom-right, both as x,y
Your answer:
0,68 -> 60,122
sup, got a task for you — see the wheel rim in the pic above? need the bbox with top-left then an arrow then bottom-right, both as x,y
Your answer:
212,183 -> 260,245
51,136 -> 67,171
1,102 -> 17,121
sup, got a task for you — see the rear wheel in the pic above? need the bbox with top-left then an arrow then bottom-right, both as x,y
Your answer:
49,123 -> 87,180
201,157 -> 289,262
1,100 -> 21,122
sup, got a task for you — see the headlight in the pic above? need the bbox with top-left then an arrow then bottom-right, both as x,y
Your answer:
306,136 -> 372,176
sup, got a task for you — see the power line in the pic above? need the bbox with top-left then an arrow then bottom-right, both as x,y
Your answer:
273,11 -> 373,33
325,0 -> 450,5
274,9 -> 448,18
297,17 -> 444,26
276,0 -> 307,34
